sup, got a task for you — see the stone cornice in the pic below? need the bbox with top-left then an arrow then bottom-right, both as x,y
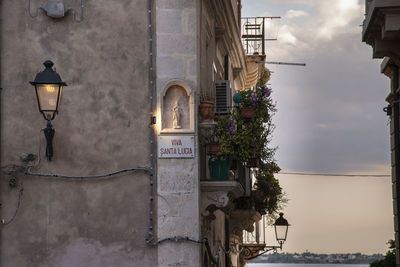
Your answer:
362,0 -> 400,60
212,0 -> 247,89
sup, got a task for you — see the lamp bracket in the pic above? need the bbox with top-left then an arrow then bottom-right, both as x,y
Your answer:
241,243 -> 281,261
43,120 -> 55,161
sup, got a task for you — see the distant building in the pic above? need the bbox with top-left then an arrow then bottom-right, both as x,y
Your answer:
0,0 -> 275,266
362,0 -> 400,266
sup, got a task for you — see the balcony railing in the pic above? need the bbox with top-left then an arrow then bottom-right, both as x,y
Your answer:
241,17 -> 280,55
242,215 -> 277,260
243,214 -> 269,245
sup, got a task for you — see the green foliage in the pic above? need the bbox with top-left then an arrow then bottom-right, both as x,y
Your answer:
215,66 -> 287,219
258,66 -> 271,87
215,83 -> 276,163
252,162 -> 287,217
370,240 -> 395,267
214,67 -> 286,217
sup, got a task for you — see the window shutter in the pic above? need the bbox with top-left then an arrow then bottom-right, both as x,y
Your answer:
214,80 -> 231,114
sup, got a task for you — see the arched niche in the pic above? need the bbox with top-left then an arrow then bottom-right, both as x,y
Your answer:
160,80 -> 194,133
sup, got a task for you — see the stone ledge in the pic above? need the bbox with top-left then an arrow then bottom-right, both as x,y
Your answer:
200,180 -> 245,219
200,180 -> 244,198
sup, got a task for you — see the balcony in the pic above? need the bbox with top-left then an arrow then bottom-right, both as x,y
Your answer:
362,0 -> 400,61
242,215 -> 274,260
241,213 -> 290,261
241,17 -> 280,56
199,123 -> 251,218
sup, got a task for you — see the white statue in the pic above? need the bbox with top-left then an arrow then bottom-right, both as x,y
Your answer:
172,100 -> 181,129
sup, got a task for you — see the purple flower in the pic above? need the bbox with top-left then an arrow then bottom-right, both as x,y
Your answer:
228,122 -> 236,134
263,86 -> 271,97
251,97 -> 259,103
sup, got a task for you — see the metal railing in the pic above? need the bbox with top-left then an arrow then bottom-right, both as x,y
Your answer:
241,17 -> 280,55
243,215 -> 269,245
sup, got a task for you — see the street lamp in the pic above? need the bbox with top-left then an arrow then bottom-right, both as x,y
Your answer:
30,60 -> 67,161
242,212 -> 290,261
274,212 -> 290,246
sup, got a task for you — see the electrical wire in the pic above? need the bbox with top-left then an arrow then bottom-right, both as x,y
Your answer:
23,167 -> 149,179
277,172 -> 391,177
2,181 -> 24,226
1,128 -> 149,180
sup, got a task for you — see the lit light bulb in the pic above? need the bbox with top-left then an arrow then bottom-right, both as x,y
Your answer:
46,85 -> 55,93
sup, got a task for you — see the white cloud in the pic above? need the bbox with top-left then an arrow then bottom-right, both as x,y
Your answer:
278,25 -> 297,45
315,0 -> 362,39
284,9 -> 308,19
261,0 -> 363,61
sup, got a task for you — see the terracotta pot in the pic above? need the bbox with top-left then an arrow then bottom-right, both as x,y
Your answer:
241,107 -> 255,118
199,101 -> 215,123
206,143 -> 220,155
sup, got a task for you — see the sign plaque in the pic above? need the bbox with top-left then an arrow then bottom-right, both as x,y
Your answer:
158,136 -> 195,158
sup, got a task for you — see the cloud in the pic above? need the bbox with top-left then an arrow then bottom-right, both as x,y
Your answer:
278,25 -> 297,45
244,0 -> 390,174
284,9 -> 308,19
315,0 -> 362,39
262,0 -> 363,61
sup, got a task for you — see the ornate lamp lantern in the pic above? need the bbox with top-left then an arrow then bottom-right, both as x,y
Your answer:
242,213 -> 290,261
30,60 -> 67,161
274,212 -> 290,245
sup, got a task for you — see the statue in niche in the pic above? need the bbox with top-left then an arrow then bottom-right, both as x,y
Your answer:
172,100 -> 181,129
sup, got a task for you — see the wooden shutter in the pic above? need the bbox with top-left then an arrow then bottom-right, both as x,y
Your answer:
214,80 -> 231,114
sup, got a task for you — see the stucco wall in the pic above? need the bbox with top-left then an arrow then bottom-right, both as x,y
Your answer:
0,0 -> 156,266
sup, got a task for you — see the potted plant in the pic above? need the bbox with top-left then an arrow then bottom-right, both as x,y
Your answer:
208,155 -> 232,180
206,142 -> 220,155
214,88 -> 275,163
210,66 -> 277,177
199,89 -> 215,123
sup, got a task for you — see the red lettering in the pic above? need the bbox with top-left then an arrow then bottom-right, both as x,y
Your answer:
171,139 -> 182,146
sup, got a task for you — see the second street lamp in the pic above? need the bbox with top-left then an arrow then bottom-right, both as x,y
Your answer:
242,212 -> 290,261
274,212 -> 290,246
30,60 -> 67,161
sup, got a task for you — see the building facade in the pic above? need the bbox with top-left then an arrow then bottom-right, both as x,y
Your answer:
0,1 -> 275,266
362,0 -> 400,265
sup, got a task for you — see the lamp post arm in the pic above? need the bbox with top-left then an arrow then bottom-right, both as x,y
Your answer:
245,242 -> 283,261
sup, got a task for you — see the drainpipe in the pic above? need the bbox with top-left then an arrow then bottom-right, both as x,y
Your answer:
146,0 -> 155,244
393,64 -> 400,266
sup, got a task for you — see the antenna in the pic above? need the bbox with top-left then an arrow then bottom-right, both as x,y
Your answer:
265,61 -> 306,67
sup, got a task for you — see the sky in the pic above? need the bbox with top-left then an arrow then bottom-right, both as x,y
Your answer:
242,0 -> 394,254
